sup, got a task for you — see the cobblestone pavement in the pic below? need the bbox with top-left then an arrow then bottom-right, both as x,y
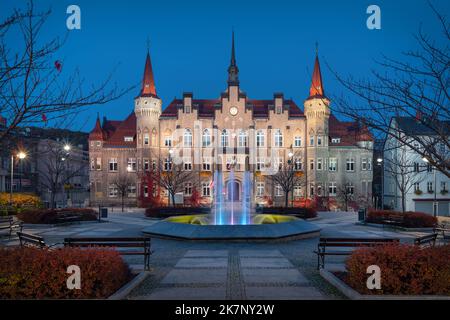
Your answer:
0,211 -> 432,300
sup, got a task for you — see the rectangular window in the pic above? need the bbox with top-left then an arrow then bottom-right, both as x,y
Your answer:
256,131 -> 265,147
144,159 -> 150,171
143,133 -> 149,145
362,158 -> 367,171
329,158 -> 337,171
294,185 -> 302,197
414,162 -> 420,172
109,158 -> 118,172
427,182 -> 433,193
309,135 -> 314,146
127,158 -> 137,172
256,157 -> 265,171
331,138 -> 341,144
309,183 -> 315,197
346,158 -> 355,171
317,185 -> 323,196
202,182 -> 211,197
202,157 -> 211,171
317,158 -> 323,171
108,185 -> 118,198
427,164 -> 433,173
164,158 -> 172,171
127,185 -> 136,197
317,136 -> 322,146
294,136 -> 302,147
184,182 -> 192,196
414,183 -> 420,192
164,136 -> 172,147
294,159 -> 302,171
367,159 -> 372,171
275,185 -> 283,197
329,182 -> 337,196
184,158 -> 192,171
256,182 -> 265,196
309,159 -> 314,171
124,136 -> 133,142
90,158 -> 95,170
346,184 -> 354,195
441,182 -> 448,192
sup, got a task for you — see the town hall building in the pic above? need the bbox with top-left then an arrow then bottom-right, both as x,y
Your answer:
89,34 -> 374,209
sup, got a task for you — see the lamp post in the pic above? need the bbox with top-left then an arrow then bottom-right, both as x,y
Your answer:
10,151 -> 27,206
422,157 -> 437,217
377,157 -> 383,210
288,151 -> 294,207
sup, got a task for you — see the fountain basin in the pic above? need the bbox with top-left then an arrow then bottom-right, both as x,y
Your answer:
142,214 -> 321,241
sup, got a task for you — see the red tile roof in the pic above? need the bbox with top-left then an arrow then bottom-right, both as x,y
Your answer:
102,112 -> 137,147
139,52 -> 157,98
88,117 -> 105,140
160,98 -> 305,118
329,114 -> 373,146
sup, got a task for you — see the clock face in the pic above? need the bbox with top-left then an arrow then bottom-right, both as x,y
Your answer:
229,106 -> 238,116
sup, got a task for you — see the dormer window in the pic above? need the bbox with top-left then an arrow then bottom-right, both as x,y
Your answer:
276,105 -> 282,114
124,136 -> 133,142
184,104 -> 191,113
331,138 -> 341,144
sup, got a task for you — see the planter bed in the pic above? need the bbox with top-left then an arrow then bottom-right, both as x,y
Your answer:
356,221 -> 435,232
320,268 -> 450,300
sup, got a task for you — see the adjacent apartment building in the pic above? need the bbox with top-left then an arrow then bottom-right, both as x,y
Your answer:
89,35 -> 374,209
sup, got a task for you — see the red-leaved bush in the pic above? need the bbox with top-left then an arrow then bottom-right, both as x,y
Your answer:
17,208 -> 97,224
366,209 -> 437,228
346,244 -> 450,295
0,247 -> 132,299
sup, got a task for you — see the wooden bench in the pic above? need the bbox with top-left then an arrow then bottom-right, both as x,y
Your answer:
314,237 -> 400,269
0,216 -> 23,238
434,225 -> 450,241
414,233 -> 438,247
64,237 -> 152,270
17,232 -> 60,249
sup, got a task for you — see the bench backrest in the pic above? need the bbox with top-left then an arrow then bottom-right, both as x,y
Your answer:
318,237 -> 400,248
64,237 -> 151,250
414,234 -> 437,245
17,232 -> 47,248
0,216 -> 13,224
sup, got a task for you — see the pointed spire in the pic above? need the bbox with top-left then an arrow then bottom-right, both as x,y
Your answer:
89,113 -> 104,140
227,30 -> 239,86
308,44 -> 325,99
140,46 -> 157,97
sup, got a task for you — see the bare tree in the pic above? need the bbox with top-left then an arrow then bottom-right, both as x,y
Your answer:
0,1 -> 132,142
147,156 -> 197,206
37,140 -> 87,208
336,181 -> 355,212
384,144 -> 422,212
267,154 -> 305,207
329,2 -> 450,177
111,175 -> 133,212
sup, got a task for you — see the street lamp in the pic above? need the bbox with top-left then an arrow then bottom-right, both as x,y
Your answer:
288,151 -> 294,207
10,151 -> 27,205
422,157 -> 437,217
377,158 -> 383,209
63,144 -> 71,152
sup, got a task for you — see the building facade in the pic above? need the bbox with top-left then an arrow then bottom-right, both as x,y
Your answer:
383,117 -> 450,216
89,36 -> 374,209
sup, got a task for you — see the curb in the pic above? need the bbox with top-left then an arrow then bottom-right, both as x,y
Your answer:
355,222 -> 435,232
320,268 -> 450,300
108,271 -> 150,300
22,220 -> 107,228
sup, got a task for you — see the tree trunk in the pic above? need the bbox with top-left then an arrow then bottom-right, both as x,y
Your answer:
171,192 -> 175,207
285,192 -> 289,208
121,195 -> 124,212
401,192 -> 406,213
50,189 -> 56,209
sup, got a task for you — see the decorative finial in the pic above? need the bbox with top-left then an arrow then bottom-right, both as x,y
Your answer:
315,41 -> 319,56
146,36 -> 150,52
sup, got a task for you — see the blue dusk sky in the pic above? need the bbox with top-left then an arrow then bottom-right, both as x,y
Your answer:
1,0 -> 449,132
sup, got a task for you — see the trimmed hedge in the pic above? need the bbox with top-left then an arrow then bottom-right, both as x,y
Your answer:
17,208 -> 97,224
145,206 -> 211,218
0,247 -> 132,299
346,244 -> 450,295
366,209 -> 437,228
255,207 -> 317,219
0,192 -> 41,209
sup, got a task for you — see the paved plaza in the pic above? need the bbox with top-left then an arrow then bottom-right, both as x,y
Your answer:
0,211 -> 431,300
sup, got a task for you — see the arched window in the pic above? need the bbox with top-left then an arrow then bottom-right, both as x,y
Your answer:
256,130 -> 265,147
151,128 -> 157,146
238,130 -> 247,147
184,129 -> 192,147
274,129 -> 283,147
221,130 -> 229,147
202,129 -> 211,147
143,128 -> 149,146
164,129 -> 172,147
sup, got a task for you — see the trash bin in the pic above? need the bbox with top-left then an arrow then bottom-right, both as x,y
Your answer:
358,208 -> 366,221
100,207 -> 108,218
